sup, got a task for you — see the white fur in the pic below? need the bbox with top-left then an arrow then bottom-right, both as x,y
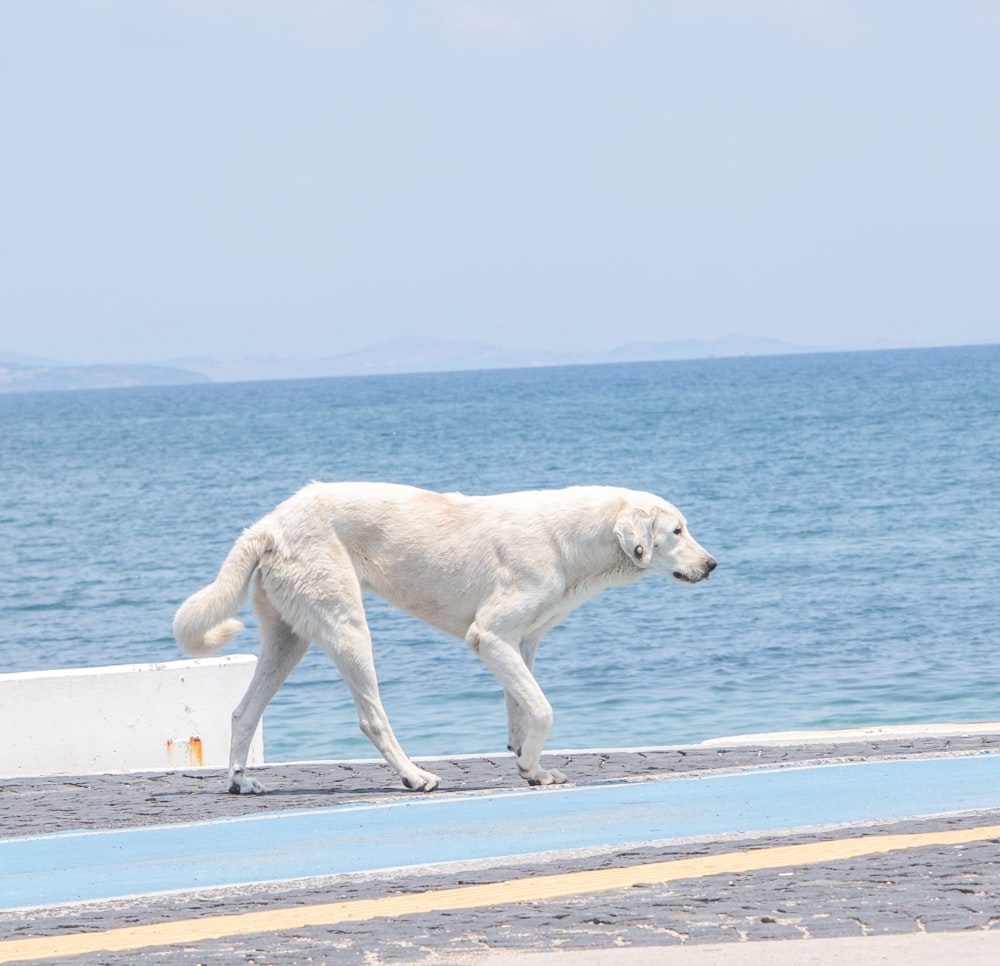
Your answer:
174,482 -> 716,794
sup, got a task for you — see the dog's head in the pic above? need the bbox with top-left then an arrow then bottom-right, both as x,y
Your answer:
614,497 -> 716,583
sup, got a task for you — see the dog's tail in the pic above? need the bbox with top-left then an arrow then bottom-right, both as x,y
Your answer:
173,525 -> 272,657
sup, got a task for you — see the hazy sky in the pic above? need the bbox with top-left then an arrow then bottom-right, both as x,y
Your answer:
2,1 -> 998,364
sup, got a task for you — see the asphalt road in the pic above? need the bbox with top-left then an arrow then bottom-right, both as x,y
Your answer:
1,728 -> 998,964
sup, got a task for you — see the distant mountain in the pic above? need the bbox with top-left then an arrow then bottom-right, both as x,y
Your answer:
601,334 -> 812,361
174,334 -> 816,383
1,335 -> 816,392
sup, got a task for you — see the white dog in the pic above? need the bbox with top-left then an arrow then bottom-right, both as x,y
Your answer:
174,482 -> 716,794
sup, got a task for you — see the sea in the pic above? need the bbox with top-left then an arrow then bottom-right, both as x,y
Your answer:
1,345 -> 998,763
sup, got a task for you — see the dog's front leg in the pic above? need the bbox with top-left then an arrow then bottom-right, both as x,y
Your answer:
505,635 -> 541,763
467,624 -> 567,786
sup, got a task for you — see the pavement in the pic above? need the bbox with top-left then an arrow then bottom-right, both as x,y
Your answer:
1,724 -> 998,964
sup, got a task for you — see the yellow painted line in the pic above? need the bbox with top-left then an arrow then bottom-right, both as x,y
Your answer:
2,823 -> 998,963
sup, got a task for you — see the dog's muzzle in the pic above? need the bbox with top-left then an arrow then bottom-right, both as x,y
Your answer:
673,557 -> 717,583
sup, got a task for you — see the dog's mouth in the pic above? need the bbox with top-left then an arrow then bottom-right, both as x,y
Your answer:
673,561 -> 717,583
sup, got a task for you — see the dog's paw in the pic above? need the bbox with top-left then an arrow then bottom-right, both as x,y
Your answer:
402,767 -> 441,792
228,774 -> 265,795
521,766 -> 569,786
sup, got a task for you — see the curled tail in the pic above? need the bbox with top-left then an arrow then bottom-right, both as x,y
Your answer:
174,526 -> 273,657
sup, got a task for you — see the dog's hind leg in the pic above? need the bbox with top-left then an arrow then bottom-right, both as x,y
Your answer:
324,623 -> 441,791
310,579 -> 441,792
228,575 -> 310,794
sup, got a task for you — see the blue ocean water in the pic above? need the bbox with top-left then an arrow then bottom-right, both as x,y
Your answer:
1,346 -> 998,762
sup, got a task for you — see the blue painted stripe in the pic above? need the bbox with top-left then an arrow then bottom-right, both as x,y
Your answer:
3,754 -> 998,909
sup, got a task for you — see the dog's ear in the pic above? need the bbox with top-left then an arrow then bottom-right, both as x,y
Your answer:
614,507 -> 654,569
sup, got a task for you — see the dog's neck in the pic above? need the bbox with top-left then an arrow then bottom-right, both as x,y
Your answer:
561,527 -> 647,602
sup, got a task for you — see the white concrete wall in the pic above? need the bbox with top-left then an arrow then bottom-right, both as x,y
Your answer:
0,655 -> 263,778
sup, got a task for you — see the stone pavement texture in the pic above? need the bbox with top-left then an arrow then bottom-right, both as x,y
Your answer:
1,731 -> 998,964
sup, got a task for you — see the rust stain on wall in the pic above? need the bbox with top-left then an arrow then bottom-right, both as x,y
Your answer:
165,736 -> 203,766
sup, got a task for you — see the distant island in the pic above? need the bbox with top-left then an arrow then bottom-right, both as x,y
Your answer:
0,362 -> 211,393
1,335 -> 819,394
